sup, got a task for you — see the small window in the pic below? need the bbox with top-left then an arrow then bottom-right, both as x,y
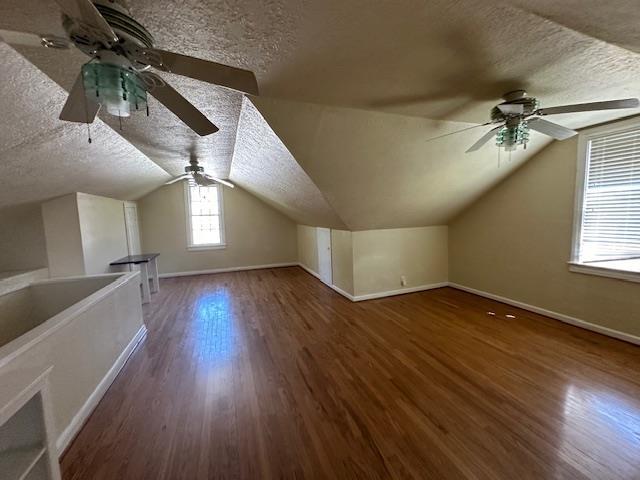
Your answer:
570,119 -> 640,281
184,183 -> 225,250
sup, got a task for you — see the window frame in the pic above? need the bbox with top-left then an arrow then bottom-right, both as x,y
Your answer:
569,117 -> 640,283
183,182 -> 226,251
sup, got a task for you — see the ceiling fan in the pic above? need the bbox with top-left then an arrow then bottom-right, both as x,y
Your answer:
165,159 -> 234,188
462,90 -> 639,153
0,0 -> 259,136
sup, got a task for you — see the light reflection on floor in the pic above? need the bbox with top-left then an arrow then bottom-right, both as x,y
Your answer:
561,384 -> 640,475
191,288 -> 237,364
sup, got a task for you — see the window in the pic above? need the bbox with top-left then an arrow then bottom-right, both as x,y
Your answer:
570,118 -> 640,282
184,183 -> 225,249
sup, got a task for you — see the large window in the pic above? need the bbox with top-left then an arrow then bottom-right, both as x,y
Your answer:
571,119 -> 640,281
184,183 -> 225,249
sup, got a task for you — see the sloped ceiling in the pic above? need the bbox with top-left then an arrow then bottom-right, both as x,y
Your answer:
250,0 -> 640,124
1,0 -> 640,227
507,1 -> 640,56
230,98 -> 346,228
0,43 -> 168,208
250,97 -> 550,230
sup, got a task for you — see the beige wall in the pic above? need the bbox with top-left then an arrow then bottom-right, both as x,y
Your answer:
139,182 -> 297,275
42,193 -> 84,277
450,138 -> 640,338
352,226 -> 448,297
296,225 -> 448,298
331,229 -> 354,295
0,203 -> 48,272
77,193 -> 129,275
297,224 -> 319,274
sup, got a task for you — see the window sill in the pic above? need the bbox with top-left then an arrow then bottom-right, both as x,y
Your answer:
568,261 -> 640,284
187,244 -> 226,252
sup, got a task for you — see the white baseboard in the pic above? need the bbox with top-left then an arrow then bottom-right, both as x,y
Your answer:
353,282 -> 449,302
449,283 -> 640,346
297,263 -> 356,300
297,263 -> 446,302
297,263 -> 321,280
330,284 -> 356,301
159,262 -> 298,278
56,324 -> 147,455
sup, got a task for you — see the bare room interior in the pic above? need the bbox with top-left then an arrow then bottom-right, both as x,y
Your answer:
0,1 -> 639,479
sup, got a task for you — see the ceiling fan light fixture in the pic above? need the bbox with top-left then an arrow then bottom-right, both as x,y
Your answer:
496,121 -> 530,151
82,62 -> 147,117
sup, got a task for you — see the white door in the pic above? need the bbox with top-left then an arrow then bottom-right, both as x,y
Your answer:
123,202 -> 141,256
316,227 -> 332,285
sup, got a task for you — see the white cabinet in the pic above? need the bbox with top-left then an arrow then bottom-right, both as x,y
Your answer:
0,367 -> 61,480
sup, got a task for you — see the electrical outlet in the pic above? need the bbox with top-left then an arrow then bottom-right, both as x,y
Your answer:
400,275 -> 407,287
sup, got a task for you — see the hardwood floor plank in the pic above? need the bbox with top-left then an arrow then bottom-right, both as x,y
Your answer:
61,267 -> 640,479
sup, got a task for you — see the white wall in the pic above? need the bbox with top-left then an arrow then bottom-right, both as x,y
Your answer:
297,225 -> 319,274
331,229 -> 354,295
77,193 -> 129,275
139,182 -> 297,275
0,203 -> 48,272
42,193 -> 132,277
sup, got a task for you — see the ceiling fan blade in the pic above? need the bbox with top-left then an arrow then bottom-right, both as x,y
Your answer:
498,103 -> 524,115
165,174 -> 191,185
53,0 -> 117,43
140,48 -> 259,95
59,72 -> 100,123
424,122 -> 493,144
466,125 -> 503,153
202,174 -> 235,188
141,73 -> 219,136
528,117 -> 578,140
537,98 -> 640,116
0,29 -> 70,49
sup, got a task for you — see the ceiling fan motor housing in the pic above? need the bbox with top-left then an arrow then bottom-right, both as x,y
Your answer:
490,96 -> 540,123
63,1 -> 155,63
185,161 -> 205,174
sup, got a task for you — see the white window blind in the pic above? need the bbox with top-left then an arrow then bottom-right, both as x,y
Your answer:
579,127 -> 640,262
187,184 -> 224,246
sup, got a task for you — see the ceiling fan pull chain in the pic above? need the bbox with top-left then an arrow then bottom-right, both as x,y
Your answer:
82,80 -> 92,144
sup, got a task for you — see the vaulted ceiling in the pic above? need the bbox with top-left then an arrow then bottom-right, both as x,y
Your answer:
1,0 -> 639,228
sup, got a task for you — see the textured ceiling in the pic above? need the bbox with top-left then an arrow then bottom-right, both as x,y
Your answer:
248,0 -> 640,124
0,43 -> 168,208
1,0 -> 640,228
251,97 -> 552,230
230,98 -> 346,229
507,0 -> 640,56
0,0 -> 244,179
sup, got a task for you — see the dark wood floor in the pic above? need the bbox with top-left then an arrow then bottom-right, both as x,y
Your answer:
61,267 -> 640,479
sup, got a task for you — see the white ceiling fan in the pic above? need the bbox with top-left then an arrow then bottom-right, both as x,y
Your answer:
0,0 -> 259,136
165,159 -> 234,188
461,90 -> 639,152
